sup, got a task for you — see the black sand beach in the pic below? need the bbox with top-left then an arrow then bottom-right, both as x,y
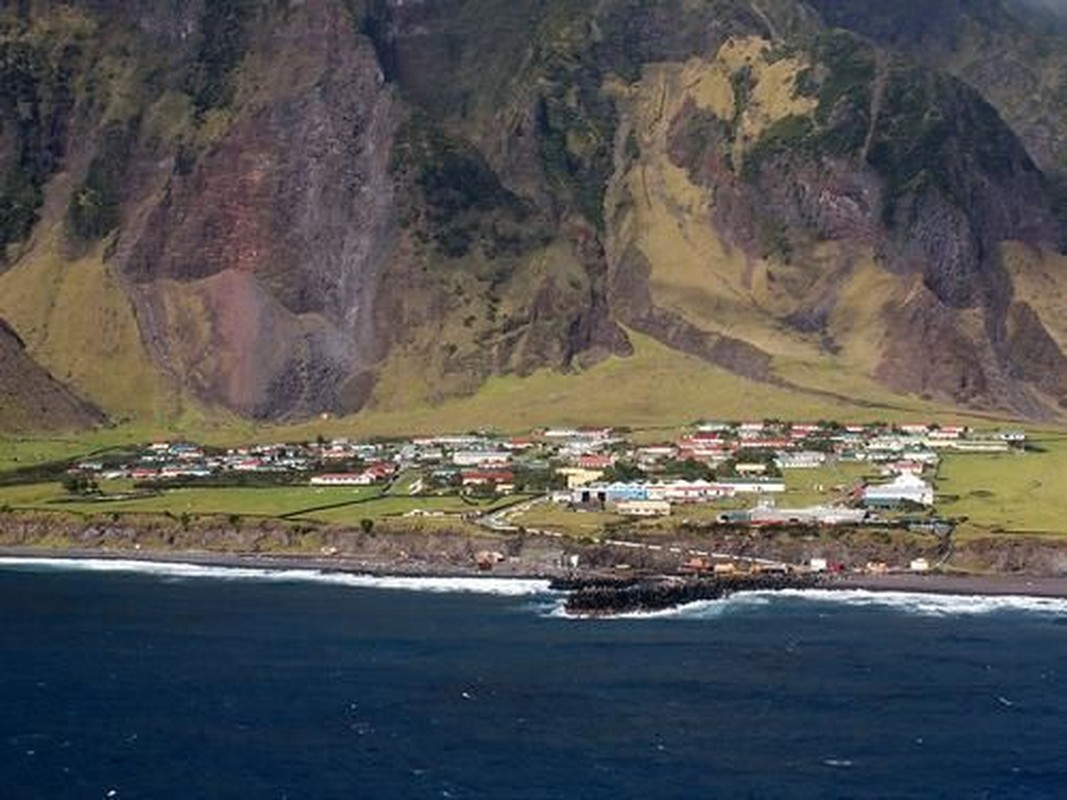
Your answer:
3,545 -> 1065,600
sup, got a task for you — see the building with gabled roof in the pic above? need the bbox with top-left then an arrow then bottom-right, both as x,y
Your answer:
863,473 -> 934,508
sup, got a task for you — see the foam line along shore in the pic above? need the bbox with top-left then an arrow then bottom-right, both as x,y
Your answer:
3,546 -> 1067,617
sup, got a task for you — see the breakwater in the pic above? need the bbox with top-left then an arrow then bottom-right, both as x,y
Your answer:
554,574 -> 819,616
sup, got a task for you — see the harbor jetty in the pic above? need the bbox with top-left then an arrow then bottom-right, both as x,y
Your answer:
552,573 -> 819,616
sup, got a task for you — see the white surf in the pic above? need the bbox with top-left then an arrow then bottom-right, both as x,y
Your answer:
550,588 -> 1067,620
0,557 -> 553,597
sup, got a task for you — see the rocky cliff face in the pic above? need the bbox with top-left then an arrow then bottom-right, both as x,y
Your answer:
114,1 -> 399,418
806,0 -> 1067,192
648,31 -> 1061,409
2,0 -> 1067,427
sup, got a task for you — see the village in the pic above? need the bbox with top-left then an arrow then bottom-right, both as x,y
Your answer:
55,419 -> 1031,576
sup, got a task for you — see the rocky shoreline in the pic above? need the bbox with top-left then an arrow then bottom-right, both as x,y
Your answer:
3,545 -> 1066,618
552,574 -> 821,616
5,508 -> 1067,577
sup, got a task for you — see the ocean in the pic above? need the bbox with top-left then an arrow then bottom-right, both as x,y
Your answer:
1,559 -> 1066,799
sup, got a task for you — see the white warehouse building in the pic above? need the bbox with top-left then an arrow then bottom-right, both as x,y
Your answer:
863,473 -> 935,508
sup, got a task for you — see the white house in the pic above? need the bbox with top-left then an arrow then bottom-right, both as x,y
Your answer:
557,467 -> 606,489
452,450 -> 511,467
718,477 -> 786,494
863,473 -> 934,508
615,499 -> 671,517
997,430 -> 1027,443
775,451 -> 827,469
650,480 -> 736,503
749,504 -> 867,526
574,480 -> 735,505
311,473 -> 375,487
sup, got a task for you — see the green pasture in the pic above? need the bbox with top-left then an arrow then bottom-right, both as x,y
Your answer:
512,504 -> 626,537
0,479 -> 531,527
0,327 -> 1050,482
0,482 -> 65,508
348,332 -> 1001,438
299,494 -> 523,526
0,483 -> 380,519
0,413 -> 267,473
781,462 -> 872,507
0,434 -> 130,473
387,470 -> 426,495
936,435 -> 1067,537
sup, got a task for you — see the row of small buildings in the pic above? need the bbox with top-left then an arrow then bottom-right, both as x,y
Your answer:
560,469 -> 936,520
69,421 -> 1003,513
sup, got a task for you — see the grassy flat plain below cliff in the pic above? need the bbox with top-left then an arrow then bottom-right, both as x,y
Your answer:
0,481 -> 524,526
5,430 -> 1067,542
0,330 -> 1010,472
341,333 -> 1011,439
938,434 -> 1067,539
2,337 -> 1067,538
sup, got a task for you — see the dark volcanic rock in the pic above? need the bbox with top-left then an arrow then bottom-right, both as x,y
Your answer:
4,0 -> 1067,422
1005,301 -> 1067,405
561,574 -> 818,616
115,1 -> 400,419
0,318 -> 104,431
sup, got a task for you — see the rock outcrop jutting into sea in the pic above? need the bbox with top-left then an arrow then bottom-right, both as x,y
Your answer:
3,0 -> 1067,428
555,574 -> 820,616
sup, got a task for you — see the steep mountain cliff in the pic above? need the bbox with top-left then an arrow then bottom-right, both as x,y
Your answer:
0,317 -> 103,430
2,0 -> 1067,427
805,0 -> 1067,189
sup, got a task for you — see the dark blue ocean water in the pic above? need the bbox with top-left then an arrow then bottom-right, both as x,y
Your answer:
2,561 -> 1066,799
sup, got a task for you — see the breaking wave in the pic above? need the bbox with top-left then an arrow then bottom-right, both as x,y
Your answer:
0,557 -> 553,597
555,588 -> 1067,620
548,593 -> 774,620
5,558 -> 1065,616
748,588 -> 1067,617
